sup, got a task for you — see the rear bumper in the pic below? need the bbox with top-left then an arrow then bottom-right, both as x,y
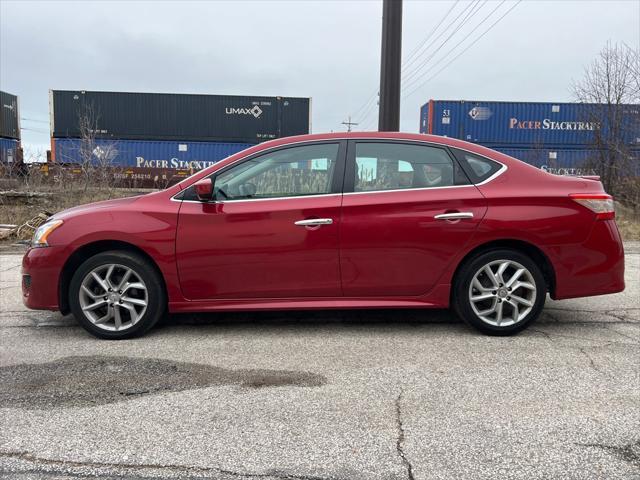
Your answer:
22,246 -> 66,311
548,220 -> 625,300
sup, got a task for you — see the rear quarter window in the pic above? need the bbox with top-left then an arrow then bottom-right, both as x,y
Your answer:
451,148 -> 502,184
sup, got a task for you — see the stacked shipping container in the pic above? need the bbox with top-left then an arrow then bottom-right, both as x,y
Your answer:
420,100 -> 640,175
0,90 -> 20,165
50,90 -> 311,179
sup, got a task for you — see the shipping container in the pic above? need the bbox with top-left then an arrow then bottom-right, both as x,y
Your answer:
0,137 -> 19,164
494,146 -> 640,176
37,162 -> 192,189
52,138 -> 252,170
51,90 -> 311,143
0,90 -> 20,140
420,100 -> 640,148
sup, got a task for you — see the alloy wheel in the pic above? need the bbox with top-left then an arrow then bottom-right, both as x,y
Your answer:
468,259 -> 537,327
78,264 -> 148,332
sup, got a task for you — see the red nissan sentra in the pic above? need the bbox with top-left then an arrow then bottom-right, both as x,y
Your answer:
22,132 -> 625,339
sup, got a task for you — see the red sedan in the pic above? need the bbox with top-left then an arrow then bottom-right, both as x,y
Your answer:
22,132 -> 624,339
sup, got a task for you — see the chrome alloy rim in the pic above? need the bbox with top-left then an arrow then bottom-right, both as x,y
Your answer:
468,260 -> 536,327
79,264 -> 148,332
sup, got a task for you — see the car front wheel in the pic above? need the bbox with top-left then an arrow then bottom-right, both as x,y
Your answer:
69,251 -> 166,339
454,249 -> 547,335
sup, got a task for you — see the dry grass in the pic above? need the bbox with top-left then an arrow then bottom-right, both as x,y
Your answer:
615,202 -> 640,241
0,188 -> 149,241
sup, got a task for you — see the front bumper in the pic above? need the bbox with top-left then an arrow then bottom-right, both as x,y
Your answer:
22,245 -> 67,311
549,219 -> 625,300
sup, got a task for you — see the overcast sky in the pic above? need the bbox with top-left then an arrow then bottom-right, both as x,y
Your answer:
1,0 -> 639,152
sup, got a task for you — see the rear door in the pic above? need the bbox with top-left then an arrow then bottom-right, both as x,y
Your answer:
176,141 -> 346,300
339,140 -> 488,297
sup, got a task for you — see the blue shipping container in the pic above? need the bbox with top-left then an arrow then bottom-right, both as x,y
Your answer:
494,147 -> 640,176
420,100 -> 640,147
53,138 -> 253,169
0,137 -> 19,164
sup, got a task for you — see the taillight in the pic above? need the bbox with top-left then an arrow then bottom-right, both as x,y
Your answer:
569,194 -> 615,220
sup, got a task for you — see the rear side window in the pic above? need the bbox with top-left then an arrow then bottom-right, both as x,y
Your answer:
353,142 -> 470,192
451,149 -> 502,184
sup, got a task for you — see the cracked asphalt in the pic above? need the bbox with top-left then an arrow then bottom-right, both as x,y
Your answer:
0,244 -> 638,480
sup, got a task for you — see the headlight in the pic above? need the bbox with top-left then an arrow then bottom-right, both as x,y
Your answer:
32,219 -> 64,248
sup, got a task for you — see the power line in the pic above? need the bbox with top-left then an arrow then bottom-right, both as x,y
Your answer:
21,117 -> 49,124
360,103 -> 380,131
402,0 -> 460,72
401,0 -> 466,75
335,89 -> 376,131
402,0 -> 486,85
344,0 -> 460,130
403,0 -> 523,99
402,0 -> 506,94
360,114 -> 378,131
351,91 -> 378,120
341,116 -> 359,132
20,126 -> 49,133
347,0 -> 518,131
356,93 -> 379,125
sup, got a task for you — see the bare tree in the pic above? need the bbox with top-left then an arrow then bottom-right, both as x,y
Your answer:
77,102 -> 100,192
572,42 -> 640,201
75,102 -> 119,194
19,146 -> 47,191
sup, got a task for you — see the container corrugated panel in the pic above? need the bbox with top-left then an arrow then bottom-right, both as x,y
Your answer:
51,90 -> 311,143
280,97 -> 312,137
420,100 -> 640,147
53,138 -> 252,169
494,146 -> 640,176
0,91 -> 20,140
38,162 -> 193,189
0,138 -> 19,164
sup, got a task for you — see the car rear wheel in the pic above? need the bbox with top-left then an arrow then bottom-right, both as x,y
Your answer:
69,251 -> 166,339
454,249 -> 546,335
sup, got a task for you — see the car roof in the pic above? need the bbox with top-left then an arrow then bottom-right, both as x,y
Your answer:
258,131 -> 466,148
254,131 -> 509,159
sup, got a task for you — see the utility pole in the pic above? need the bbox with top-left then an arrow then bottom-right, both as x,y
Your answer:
341,115 -> 359,132
378,0 -> 402,132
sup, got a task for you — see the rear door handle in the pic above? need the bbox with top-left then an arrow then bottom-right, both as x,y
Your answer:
294,218 -> 333,226
434,212 -> 474,220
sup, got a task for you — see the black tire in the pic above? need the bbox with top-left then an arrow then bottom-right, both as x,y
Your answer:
69,250 -> 166,339
453,249 -> 546,336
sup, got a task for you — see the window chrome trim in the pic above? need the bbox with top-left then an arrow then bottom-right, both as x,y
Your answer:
475,163 -> 507,186
174,192 -> 342,204
343,184 -> 476,196
172,139 -> 345,203
170,136 -> 508,202
345,138 -> 507,195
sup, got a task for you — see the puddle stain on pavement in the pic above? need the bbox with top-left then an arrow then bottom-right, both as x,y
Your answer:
0,355 -> 326,409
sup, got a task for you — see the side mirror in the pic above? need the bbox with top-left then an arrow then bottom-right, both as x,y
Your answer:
194,178 -> 213,201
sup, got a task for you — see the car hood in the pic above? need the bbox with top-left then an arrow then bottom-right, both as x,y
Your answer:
53,196 -> 142,221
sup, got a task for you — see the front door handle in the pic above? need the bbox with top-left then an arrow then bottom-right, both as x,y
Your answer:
434,212 -> 474,220
294,218 -> 333,226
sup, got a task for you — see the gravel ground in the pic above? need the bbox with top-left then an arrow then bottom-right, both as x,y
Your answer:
0,244 -> 638,480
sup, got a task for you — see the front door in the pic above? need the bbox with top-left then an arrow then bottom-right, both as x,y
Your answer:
339,140 -> 488,297
176,141 -> 345,300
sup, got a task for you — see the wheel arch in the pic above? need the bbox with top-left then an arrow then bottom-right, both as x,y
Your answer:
58,240 -> 167,315
450,239 -> 556,300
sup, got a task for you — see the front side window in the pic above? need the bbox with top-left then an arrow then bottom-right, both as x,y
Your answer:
213,143 -> 339,200
354,142 -> 469,192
